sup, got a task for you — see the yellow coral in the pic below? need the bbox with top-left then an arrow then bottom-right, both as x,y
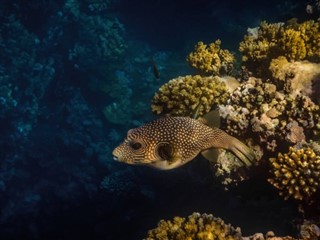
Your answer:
187,40 -> 235,76
268,146 -> 320,202
279,28 -> 306,60
269,56 -> 291,82
239,19 -> 320,78
144,212 -> 242,240
151,75 -> 229,117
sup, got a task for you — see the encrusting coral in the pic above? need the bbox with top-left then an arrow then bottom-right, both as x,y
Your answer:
187,40 -> 236,76
219,77 -> 320,152
268,146 -> 320,202
299,220 -> 320,240
151,75 -> 229,117
239,18 -> 320,78
269,57 -> 320,98
145,212 -> 242,240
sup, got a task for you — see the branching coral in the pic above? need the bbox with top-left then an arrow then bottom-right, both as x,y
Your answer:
151,75 -> 229,117
268,146 -> 320,202
145,212 -> 242,240
187,40 -> 235,76
239,19 -> 320,78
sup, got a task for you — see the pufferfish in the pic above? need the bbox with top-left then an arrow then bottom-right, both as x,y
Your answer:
112,112 -> 255,170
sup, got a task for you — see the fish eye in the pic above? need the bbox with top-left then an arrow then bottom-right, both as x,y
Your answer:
130,141 -> 142,150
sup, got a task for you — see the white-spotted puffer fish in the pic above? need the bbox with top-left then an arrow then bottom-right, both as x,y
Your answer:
112,114 -> 255,170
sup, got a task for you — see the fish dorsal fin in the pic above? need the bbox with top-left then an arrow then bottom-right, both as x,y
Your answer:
201,148 -> 221,163
198,109 -> 221,128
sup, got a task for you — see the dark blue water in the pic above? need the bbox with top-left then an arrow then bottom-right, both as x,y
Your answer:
0,0 -> 317,239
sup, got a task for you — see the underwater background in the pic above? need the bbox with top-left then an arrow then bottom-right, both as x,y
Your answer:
0,0 -> 320,239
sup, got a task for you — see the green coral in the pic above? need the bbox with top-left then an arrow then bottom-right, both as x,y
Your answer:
145,212 -> 242,240
268,146 -> 320,202
187,40 -> 235,76
239,19 -> 320,78
151,75 -> 229,117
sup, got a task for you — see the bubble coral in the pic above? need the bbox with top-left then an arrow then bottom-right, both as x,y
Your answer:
151,75 -> 229,117
268,146 -> 320,202
187,40 -> 236,76
145,212 -> 242,240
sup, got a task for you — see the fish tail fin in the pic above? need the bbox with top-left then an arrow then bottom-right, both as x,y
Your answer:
211,128 -> 255,167
228,137 -> 255,167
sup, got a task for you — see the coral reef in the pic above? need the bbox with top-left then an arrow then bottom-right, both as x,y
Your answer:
242,231 -> 296,240
239,19 -> 320,78
145,212 -> 301,240
67,13 -> 127,70
145,212 -> 242,240
219,77 -> 320,152
151,75 -> 229,117
268,146 -> 320,202
269,58 -> 320,98
299,220 -> 320,240
187,40 -> 235,76
85,0 -> 118,12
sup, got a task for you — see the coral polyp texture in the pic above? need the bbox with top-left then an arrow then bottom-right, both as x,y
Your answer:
145,212 -> 242,240
269,57 -> 320,98
187,40 -> 236,76
219,77 -> 320,152
151,75 -> 229,117
268,146 -> 320,202
239,18 -> 320,78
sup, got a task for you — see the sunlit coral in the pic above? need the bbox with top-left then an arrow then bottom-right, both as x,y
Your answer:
151,75 -> 229,117
268,146 -> 320,202
269,57 -> 320,98
145,212 -> 242,240
187,40 -> 235,76
239,19 -> 320,78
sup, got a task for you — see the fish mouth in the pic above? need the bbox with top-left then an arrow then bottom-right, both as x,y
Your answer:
113,156 -> 119,161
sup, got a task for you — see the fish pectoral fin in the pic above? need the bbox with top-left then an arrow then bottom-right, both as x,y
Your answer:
201,148 -> 221,163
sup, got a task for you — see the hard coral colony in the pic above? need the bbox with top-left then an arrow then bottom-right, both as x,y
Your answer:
151,75 -> 229,117
268,147 -> 320,202
138,17 -> 320,239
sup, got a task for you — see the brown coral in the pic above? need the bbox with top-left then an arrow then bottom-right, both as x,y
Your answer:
219,77 -> 320,152
144,212 -> 242,240
268,146 -> 320,202
151,75 -> 229,117
187,40 -> 235,76
299,220 -> 320,240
